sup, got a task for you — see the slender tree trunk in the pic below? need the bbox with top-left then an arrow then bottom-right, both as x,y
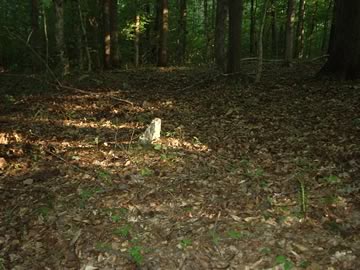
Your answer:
321,0 -> 333,54
306,0 -> 318,58
215,0 -> 227,70
78,0 -> 92,71
295,0 -> 305,58
327,0 -> 336,55
178,0 -> 187,64
284,0 -> 295,66
270,0 -> 278,58
227,0 -> 243,73
204,0 -> 210,61
53,0 -> 69,75
134,14 -> 140,67
42,5 -> 49,67
158,0 -> 169,67
256,0 -> 269,82
249,0 -> 257,56
320,0 -> 360,79
110,0 -> 120,68
31,0 -> 41,71
103,0 -> 111,69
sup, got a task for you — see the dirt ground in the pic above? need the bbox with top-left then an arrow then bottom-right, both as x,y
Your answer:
0,62 -> 359,269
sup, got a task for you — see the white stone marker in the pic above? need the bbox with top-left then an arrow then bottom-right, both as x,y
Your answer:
139,118 -> 161,144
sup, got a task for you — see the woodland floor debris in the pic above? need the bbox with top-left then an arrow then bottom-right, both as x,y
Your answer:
0,63 -> 360,269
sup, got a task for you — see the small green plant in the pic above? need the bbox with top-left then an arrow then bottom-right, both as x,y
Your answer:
0,256 -> 5,270
97,170 -> 112,183
180,238 -> 192,249
114,225 -> 131,238
37,206 -> 51,219
275,255 -> 294,270
95,242 -> 112,252
209,230 -> 221,245
298,179 -> 307,217
79,187 -> 102,208
324,175 -> 341,184
129,246 -> 143,265
299,260 -> 310,268
260,247 -> 271,255
107,207 -> 128,222
321,195 -> 340,205
140,167 -> 153,176
227,230 -> 243,240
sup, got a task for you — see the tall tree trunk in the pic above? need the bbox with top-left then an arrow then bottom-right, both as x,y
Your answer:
321,0 -> 333,54
158,0 -> 169,67
270,0 -> 278,57
42,5 -> 49,67
284,0 -> 295,66
256,0 -> 269,82
31,0 -> 41,71
134,13 -> 140,67
215,0 -> 227,70
110,0 -> 120,68
306,0 -> 318,58
103,0 -> 111,69
327,0 -> 336,55
249,0 -> 257,56
178,0 -> 187,65
53,0 -> 69,75
227,0 -> 243,73
320,0 -> 360,79
78,0 -> 92,71
295,0 -> 305,58
204,0 -> 210,61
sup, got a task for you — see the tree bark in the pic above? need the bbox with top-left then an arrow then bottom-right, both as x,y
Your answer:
53,0 -> 69,75
215,0 -> 227,70
306,0 -> 318,58
295,0 -> 305,58
103,0 -> 111,69
284,0 -> 295,66
110,0 -> 120,68
320,0 -> 360,79
31,0 -> 41,71
227,0 -> 243,73
321,0 -> 333,54
256,0 -> 269,83
178,0 -> 187,65
134,14 -> 140,67
158,0 -> 169,67
249,0 -> 257,56
78,0 -> 92,71
270,0 -> 278,57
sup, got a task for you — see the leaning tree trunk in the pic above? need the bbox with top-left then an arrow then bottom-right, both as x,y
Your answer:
158,0 -> 169,67
214,0 -> 227,70
227,0 -> 243,73
284,0 -> 295,66
320,0 -> 360,79
53,0 -> 69,75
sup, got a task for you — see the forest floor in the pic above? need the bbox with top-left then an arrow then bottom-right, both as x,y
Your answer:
0,62 -> 360,270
